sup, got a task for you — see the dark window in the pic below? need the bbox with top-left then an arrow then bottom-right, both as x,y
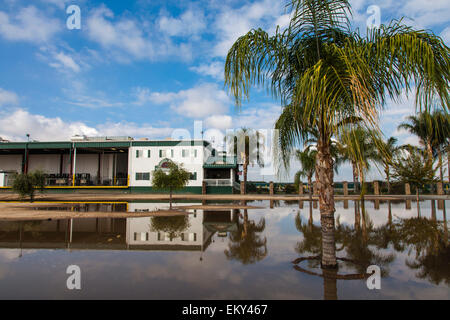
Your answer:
135,172 -> 150,180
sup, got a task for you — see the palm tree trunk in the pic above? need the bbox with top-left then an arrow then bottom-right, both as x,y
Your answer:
352,162 -> 359,194
385,165 -> 391,194
316,137 -> 337,269
243,209 -> 248,238
438,149 -> 443,182
243,156 -> 248,195
354,200 -> 360,231
169,188 -> 173,210
322,268 -> 338,300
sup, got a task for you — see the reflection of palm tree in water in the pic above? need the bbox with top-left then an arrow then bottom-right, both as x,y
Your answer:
224,209 -> 267,264
372,212 -> 449,285
396,217 -> 449,285
294,210 -> 395,299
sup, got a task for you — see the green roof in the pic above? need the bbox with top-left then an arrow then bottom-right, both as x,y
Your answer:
203,156 -> 237,168
0,140 -> 210,150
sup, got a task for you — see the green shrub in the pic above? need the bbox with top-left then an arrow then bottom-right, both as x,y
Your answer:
12,170 -> 46,202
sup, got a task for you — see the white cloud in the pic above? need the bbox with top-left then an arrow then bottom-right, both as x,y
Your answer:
96,121 -> 174,139
233,104 -> 282,130
204,114 -> 233,130
0,88 -> 19,106
85,5 -> 194,62
135,83 -> 230,118
0,6 -> 60,43
65,94 -> 124,109
189,61 -> 224,80
212,0 -> 287,57
49,51 -> 81,73
0,108 -> 175,141
86,6 -> 154,61
0,109 -> 98,141
158,9 -> 206,38
39,0 -> 69,10
440,26 -> 450,44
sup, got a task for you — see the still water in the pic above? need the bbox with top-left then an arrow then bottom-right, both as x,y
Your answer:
0,200 -> 448,299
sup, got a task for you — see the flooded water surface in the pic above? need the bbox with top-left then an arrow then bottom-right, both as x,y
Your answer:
0,200 -> 448,299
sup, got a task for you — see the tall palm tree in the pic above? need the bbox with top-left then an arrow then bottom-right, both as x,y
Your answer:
225,0 -> 450,268
398,111 -> 449,166
375,137 -> 400,194
336,127 -> 379,195
294,147 -> 317,201
226,128 -> 264,194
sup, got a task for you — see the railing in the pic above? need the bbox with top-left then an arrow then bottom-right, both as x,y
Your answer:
204,179 -> 232,186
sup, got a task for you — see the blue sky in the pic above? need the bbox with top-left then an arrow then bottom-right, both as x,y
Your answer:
0,0 -> 449,181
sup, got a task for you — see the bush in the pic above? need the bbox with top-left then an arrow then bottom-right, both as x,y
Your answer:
12,170 -> 46,202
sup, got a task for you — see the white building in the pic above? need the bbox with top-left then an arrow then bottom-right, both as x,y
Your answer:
0,136 -> 239,193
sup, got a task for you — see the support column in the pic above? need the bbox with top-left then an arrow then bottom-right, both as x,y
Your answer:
343,181 -> 348,209
240,181 -> 245,195
97,153 -> 102,185
72,147 -> 77,187
405,183 -> 411,210
59,153 -> 64,175
374,181 -> 380,210
202,181 -> 206,205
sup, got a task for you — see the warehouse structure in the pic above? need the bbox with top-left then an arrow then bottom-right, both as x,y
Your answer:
0,136 -> 239,193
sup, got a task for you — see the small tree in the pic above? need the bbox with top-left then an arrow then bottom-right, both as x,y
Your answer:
152,162 -> 190,209
12,170 -> 46,202
150,216 -> 190,240
392,147 -> 437,217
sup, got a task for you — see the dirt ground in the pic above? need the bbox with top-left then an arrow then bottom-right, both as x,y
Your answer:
0,202 -> 263,221
0,192 -> 447,202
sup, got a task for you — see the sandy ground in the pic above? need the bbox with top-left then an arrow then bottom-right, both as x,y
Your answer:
0,202 -> 264,221
0,192 -> 448,202
0,192 -> 447,221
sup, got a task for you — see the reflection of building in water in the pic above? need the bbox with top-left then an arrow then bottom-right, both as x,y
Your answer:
0,203 -> 237,253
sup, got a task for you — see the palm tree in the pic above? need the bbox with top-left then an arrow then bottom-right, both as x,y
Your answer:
226,128 -> 264,194
224,209 -> 267,264
294,147 -> 317,201
225,0 -> 450,268
336,127 -> 379,196
430,111 -> 450,183
398,111 -> 449,176
375,136 -> 400,194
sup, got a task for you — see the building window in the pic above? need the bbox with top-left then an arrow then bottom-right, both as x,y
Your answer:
194,149 -> 198,157
136,150 -> 143,158
189,172 -> 197,180
147,150 -> 151,158
159,149 -> 166,158
135,172 -> 150,180
182,149 -> 189,157
170,149 -> 174,157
